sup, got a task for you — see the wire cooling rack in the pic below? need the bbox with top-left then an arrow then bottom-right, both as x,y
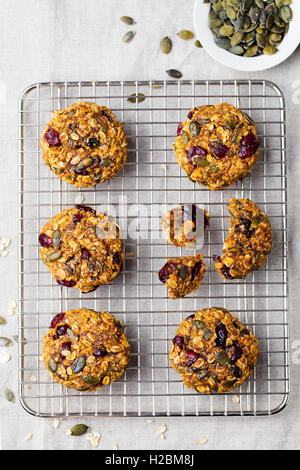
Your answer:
18,80 -> 289,417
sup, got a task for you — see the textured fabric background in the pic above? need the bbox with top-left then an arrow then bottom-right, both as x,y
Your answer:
0,0 -> 299,450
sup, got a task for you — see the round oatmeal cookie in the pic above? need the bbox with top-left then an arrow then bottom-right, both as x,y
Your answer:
174,103 -> 260,190
161,204 -> 209,248
40,102 -> 127,187
214,198 -> 272,280
39,204 -> 123,293
169,307 -> 259,393
43,309 -> 130,391
158,254 -> 205,299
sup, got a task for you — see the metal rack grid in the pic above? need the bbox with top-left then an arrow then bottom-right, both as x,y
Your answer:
18,80 -> 289,417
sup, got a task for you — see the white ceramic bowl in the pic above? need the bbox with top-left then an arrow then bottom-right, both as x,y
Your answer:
193,0 -> 300,72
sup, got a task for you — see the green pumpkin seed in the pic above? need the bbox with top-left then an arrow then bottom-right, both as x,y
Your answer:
45,250 -> 61,262
76,157 -> 93,171
203,329 -> 213,341
216,351 -> 231,365
71,424 -> 89,436
67,328 -> 78,342
0,337 -> 12,347
256,33 -> 267,47
230,32 -> 244,47
219,25 -> 235,37
63,263 -> 74,276
194,40 -> 203,48
255,0 -> 264,7
127,93 -> 146,103
82,375 -> 101,385
52,229 -> 62,250
0,317 -> 6,325
226,6 -> 237,21
72,355 -> 86,374
181,131 -> 190,145
192,320 -> 206,330
179,265 -> 189,279
166,69 -> 182,79
189,120 -> 201,136
193,156 -> 210,167
244,44 -> 258,56
120,16 -> 134,25
263,45 -> 278,54
230,45 -> 244,55
214,37 -> 230,50
177,30 -> 194,40
122,31 -> 135,43
100,157 -> 113,167
48,358 -> 58,373
279,5 -> 293,22
160,36 -> 172,54
4,388 -> 15,403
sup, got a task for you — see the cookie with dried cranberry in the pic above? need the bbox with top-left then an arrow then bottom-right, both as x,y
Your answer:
161,204 -> 209,248
174,103 -> 259,190
43,309 -> 130,392
158,254 -> 205,299
214,198 -> 272,280
39,205 -> 123,293
40,102 -> 127,187
169,307 -> 259,393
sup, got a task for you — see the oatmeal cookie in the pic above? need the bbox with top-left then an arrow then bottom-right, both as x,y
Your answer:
43,309 -> 130,391
214,198 -> 272,280
158,254 -> 205,299
174,103 -> 259,190
161,204 -> 209,248
39,205 -> 123,293
169,307 -> 259,393
40,102 -> 127,187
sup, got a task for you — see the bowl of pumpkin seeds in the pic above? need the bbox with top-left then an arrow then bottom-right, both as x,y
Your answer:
194,0 -> 299,71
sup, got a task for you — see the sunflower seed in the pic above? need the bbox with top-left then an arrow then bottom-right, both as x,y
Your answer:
120,16 -> 135,25
166,69 -> 182,79
122,31 -> 135,43
160,36 -> 172,54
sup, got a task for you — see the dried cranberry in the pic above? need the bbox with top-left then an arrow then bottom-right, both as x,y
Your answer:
232,365 -> 242,378
44,127 -> 61,146
187,146 -> 207,165
204,213 -> 209,227
72,213 -> 83,224
227,341 -> 243,364
54,324 -> 68,339
81,248 -> 91,260
215,323 -> 228,349
212,254 -> 221,262
94,347 -> 106,357
61,341 -> 72,351
239,132 -> 260,159
221,266 -> 234,280
177,124 -> 183,136
209,141 -> 229,159
185,350 -> 199,366
75,204 -> 95,214
240,217 -> 253,238
87,137 -> 100,148
181,204 -> 196,223
39,232 -> 52,248
102,111 -> 113,122
50,313 -> 65,329
191,261 -> 202,281
172,335 -> 184,349
187,111 -> 194,119
186,314 -> 195,320
158,262 -> 176,284
57,279 -> 76,287
113,252 -> 121,265
75,168 -> 88,175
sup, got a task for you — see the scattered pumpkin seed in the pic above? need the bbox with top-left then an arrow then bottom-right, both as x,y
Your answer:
52,229 -> 62,250
71,424 -> 89,436
0,317 -> 6,325
120,16 -> 135,25
166,69 -> 182,79
177,30 -> 194,40
4,388 -> 15,403
0,337 -> 12,347
72,355 -> 86,374
122,31 -> 135,43
194,40 -> 203,48
160,36 -> 172,54
127,93 -> 146,103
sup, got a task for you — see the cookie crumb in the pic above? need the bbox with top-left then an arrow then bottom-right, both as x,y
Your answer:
53,419 -> 60,429
25,433 -> 33,441
197,438 -> 208,445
